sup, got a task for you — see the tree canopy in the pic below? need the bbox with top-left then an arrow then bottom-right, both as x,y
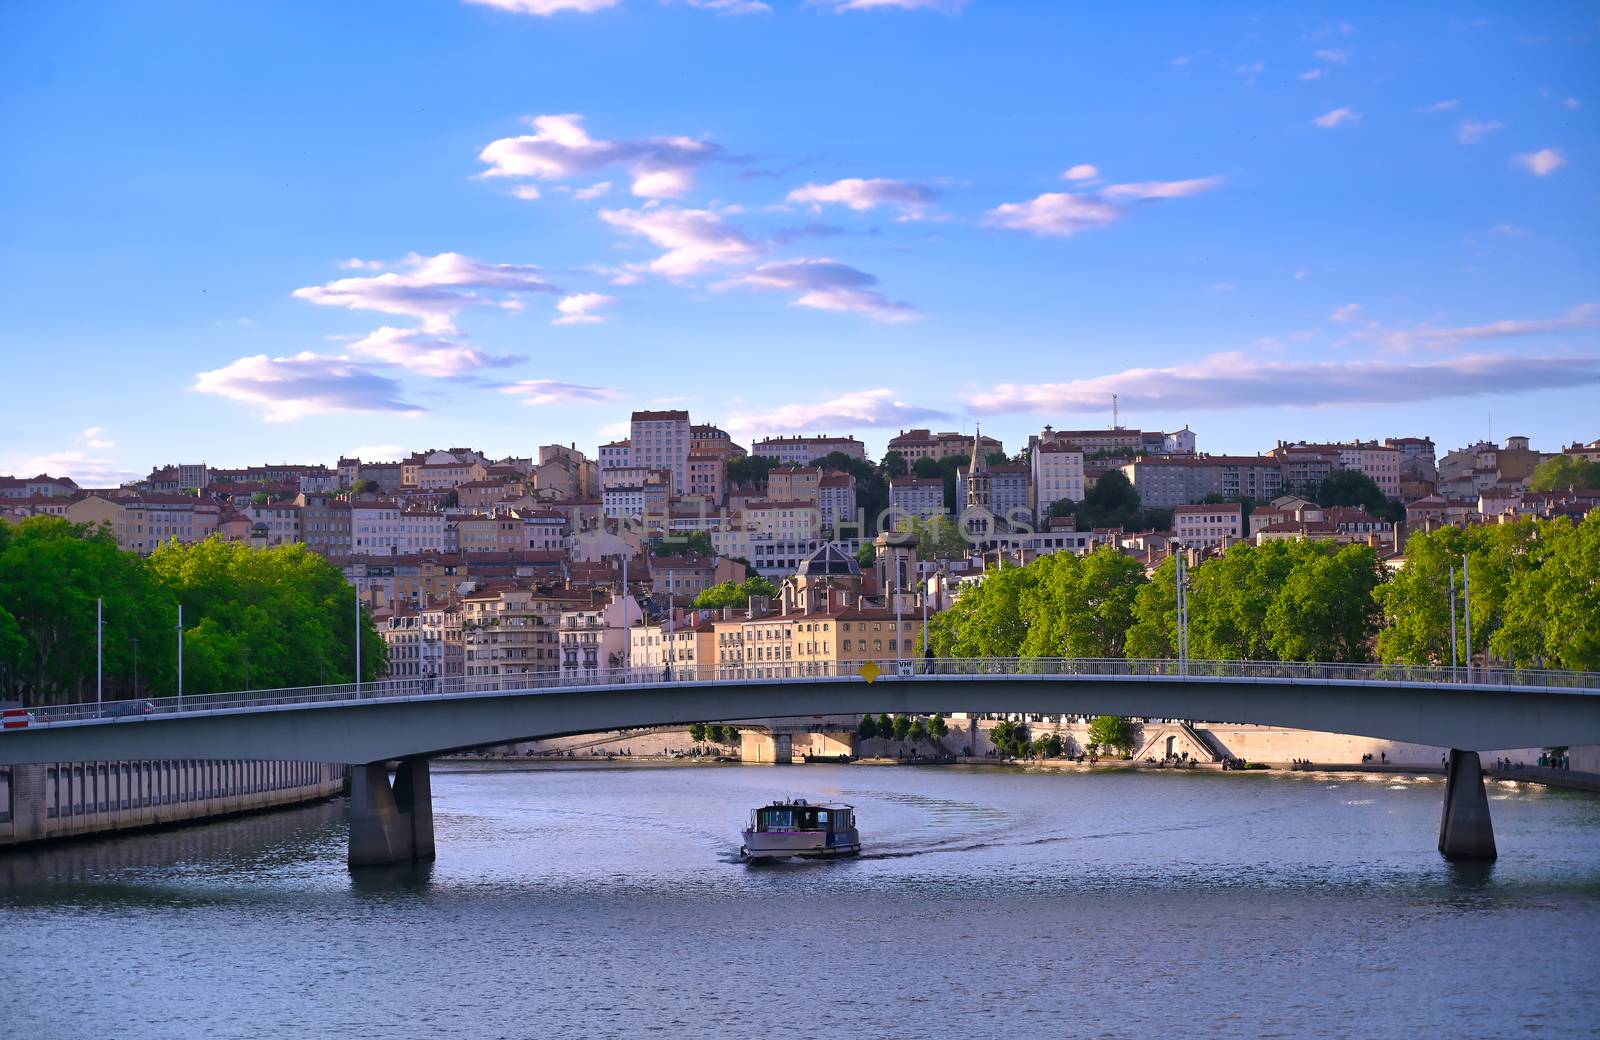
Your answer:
1527,455 -> 1600,492
691,576 -> 779,610
0,522 -> 385,704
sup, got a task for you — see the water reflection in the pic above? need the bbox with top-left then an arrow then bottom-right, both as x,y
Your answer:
349,860 -> 435,896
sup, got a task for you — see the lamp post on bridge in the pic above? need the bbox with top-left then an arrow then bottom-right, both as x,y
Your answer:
1448,564 -> 1459,683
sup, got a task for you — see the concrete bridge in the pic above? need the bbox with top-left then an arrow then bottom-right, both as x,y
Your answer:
2,658 -> 1597,867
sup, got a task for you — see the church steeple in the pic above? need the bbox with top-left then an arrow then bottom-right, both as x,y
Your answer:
965,424 -> 992,512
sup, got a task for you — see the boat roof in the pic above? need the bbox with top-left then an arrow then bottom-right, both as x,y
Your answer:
759,799 -> 853,810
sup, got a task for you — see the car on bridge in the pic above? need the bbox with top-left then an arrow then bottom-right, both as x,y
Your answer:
103,699 -> 158,718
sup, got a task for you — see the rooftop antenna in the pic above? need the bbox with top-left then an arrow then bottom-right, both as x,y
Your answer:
1112,394 -> 1120,431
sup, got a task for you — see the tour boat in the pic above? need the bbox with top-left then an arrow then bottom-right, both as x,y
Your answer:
740,798 -> 861,861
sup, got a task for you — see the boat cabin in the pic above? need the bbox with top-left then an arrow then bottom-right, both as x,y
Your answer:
750,800 -> 854,835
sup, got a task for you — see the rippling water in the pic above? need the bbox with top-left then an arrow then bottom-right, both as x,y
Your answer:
4,764 -> 1599,1039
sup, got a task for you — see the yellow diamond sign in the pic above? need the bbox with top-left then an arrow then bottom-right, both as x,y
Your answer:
859,661 -> 881,684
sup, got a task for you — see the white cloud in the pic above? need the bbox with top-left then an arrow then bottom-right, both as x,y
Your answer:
348,444 -> 406,462
983,193 -> 1124,236
716,258 -> 917,322
1457,119 -> 1503,144
574,181 -> 612,201
194,353 -> 425,422
81,427 -> 115,450
1513,148 -> 1566,176
1101,176 -> 1225,201
785,177 -> 937,219
1314,47 -> 1349,63
680,0 -> 772,12
338,257 -> 386,271
984,175 -> 1222,237
967,353 -> 1600,415
6,449 -> 134,488
293,252 -> 560,329
463,0 -> 620,14
725,388 -> 949,436
1299,68 -> 1323,81
599,206 -> 761,276
553,293 -> 616,325
346,326 -> 524,377
1330,303 -> 1363,322
499,380 -> 622,406
1416,99 -> 1459,113
813,0 -> 968,10
1313,107 -> 1360,128
1062,164 -> 1100,181
478,114 -> 721,199
511,185 -> 543,200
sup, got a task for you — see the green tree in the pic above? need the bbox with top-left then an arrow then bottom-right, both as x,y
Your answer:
1264,544 -> 1382,662
877,713 -> 893,739
0,517 -> 178,704
1080,469 -> 1142,529
706,724 -> 726,744
892,713 -> 912,741
855,543 -> 877,569
880,451 -> 908,479
1125,555 -> 1179,659
910,718 -> 928,742
856,714 -> 877,739
691,576 -> 779,610
1017,547 -> 1147,659
928,712 -> 949,739
1032,733 -> 1065,758
1088,715 -> 1136,755
653,531 -> 713,557
1491,512 -> 1600,670
148,536 -> 385,692
689,722 -> 708,742
1526,455 -> 1600,492
989,718 -> 1030,757
1314,469 -> 1401,522
726,455 -> 779,488
927,563 -> 1036,658
904,514 -> 969,560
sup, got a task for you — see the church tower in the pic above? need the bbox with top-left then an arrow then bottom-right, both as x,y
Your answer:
965,424 -> 992,513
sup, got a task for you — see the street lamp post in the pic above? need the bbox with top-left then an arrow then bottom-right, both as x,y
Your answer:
177,603 -> 184,709
354,576 -> 362,697
96,597 -> 103,709
1448,564 -> 1459,682
1462,554 -> 1473,684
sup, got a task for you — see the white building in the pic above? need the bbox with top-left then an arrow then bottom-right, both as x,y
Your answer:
888,477 -> 946,521
818,473 -> 858,535
630,409 -> 691,495
351,501 -> 402,555
1173,503 -> 1243,549
398,510 -> 448,553
750,435 -> 866,466
1030,442 -> 1085,519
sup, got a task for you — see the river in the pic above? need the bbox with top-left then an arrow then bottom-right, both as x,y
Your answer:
3,763 -> 1599,1038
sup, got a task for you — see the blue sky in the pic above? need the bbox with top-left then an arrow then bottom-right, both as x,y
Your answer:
2,1 -> 1595,483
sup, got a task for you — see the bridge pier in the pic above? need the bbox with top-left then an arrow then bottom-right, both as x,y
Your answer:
1438,749 -> 1496,861
348,758 -> 436,868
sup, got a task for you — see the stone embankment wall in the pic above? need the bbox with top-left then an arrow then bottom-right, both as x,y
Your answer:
0,759 -> 344,848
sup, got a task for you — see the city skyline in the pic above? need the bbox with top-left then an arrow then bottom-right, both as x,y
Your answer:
4,2 -> 1596,484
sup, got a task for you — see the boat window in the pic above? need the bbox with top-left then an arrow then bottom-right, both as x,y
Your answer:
816,810 -> 829,827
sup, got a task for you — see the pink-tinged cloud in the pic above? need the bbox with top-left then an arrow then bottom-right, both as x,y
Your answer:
194,353 -> 426,422
1513,148 -> 1567,176
463,0 -> 619,14
786,177 -> 937,219
725,388 -> 949,436
967,353 -> 1600,415
293,252 -> 559,329
478,114 -> 721,198
716,258 -> 917,322
1313,107 -> 1360,128
347,326 -> 524,377
553,293 -> 617,325
499,380 -> 622,406
984,175 -> 1222,237
599,206 -> 761,276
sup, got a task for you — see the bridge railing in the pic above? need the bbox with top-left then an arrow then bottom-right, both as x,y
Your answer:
13,657 -> 1600,727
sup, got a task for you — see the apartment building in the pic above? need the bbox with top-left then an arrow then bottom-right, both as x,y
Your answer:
750,435 -> 865,466
631,409 -> 691,495
818,473 -> 857,534
767,466 -> 822,506
461,584 -> 587,679
887,429 -> 1003,464
888,477 -> 946,520
957,464 -> 1030,525
1030,441 -> 1086,519
1173,503 -> 1243,549
687,454 -> 725,503
351,500 -> 403,555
